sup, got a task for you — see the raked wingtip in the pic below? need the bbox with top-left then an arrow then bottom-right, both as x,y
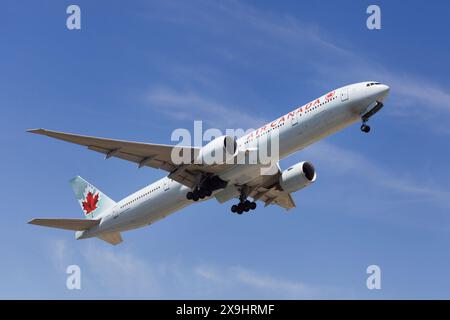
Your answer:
26,128 -> 46,134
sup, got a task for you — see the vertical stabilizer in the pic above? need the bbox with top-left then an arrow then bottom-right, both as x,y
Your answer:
69,176 -> 116,219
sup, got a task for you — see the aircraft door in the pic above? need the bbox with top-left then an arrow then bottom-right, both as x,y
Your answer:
340,88 -> 349,102
163,180 -> 170,191
290,112 -> 298,126
112,207 -> 120,219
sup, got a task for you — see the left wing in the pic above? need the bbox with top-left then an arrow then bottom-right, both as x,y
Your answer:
27,128 -> 229,188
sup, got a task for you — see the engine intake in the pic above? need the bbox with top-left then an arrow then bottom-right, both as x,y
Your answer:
196,135 -> 238,165
279,161 -> 316,193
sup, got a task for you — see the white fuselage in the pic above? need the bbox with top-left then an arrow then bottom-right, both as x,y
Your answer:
78,81 -> 390,239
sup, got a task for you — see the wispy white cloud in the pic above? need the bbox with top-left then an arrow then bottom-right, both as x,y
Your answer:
233,266 -> 322,298
48,241 -> 330,299
194,265 -> 224,283
80,243 -> 161,297
48,239 -> 162,298
50,239 -> 70,270
145,86 -> 266,129
302,141 -> 450,206
194,264 -> 325,299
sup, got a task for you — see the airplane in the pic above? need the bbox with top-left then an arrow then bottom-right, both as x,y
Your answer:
28,81 -> 390,245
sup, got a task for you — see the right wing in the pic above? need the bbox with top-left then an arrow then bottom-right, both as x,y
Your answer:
215,164 -> 297,210
243,165 -> 297,210
250,186 -> 296,210
28,218 -> 100,231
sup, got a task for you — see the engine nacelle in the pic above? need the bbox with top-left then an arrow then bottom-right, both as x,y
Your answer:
196,135 -> 238,165
279,161 -> 317,193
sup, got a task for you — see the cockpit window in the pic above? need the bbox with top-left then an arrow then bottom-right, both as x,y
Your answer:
366,82 -> 382,87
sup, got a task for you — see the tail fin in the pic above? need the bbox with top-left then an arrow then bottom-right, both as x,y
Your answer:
69,176 -> 116,219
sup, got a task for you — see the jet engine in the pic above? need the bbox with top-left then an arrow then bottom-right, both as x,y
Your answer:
279,161 -> 317,193
196,135 -> 238,165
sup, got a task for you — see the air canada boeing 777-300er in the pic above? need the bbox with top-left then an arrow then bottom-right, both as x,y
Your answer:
28,81 -> 390,245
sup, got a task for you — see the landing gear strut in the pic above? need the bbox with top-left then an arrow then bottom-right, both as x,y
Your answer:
230,191 -> 257,214
360,101 -> 384,134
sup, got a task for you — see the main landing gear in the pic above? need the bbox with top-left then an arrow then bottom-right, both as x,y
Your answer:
186,187 -> 212,202
230,193 -> 257,215
360,101 -> 384,134
186,175 -> 227,202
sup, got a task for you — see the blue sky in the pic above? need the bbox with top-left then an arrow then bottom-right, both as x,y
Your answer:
1,0 -> 450,299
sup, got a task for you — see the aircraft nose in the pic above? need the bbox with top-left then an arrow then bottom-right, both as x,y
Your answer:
381,84 -> 390,94
376,84 -> 390,101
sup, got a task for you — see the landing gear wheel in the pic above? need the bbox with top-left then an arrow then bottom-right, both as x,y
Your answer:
187,186 -> 213,201
231,199 -> 257,214
231,187 -> 258,214
243,200 -> 250,212
361,124 -> 371,133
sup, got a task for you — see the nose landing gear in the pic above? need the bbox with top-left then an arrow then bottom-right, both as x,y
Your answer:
360,123 -> 371,133
360,101 -> 384,134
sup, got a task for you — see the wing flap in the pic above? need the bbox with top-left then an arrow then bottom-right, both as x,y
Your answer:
28,218 -> 100,231
244,164 -> 297,210
98,232 -> 123,245
250,186 -> 296,210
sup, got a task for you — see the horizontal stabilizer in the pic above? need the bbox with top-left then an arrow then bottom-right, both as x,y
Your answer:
98,232 -> 123,245
28,218 -> 100,231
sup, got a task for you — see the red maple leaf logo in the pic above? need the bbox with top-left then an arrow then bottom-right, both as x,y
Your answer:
82,192 -> 99,214
326,91 -> 335,99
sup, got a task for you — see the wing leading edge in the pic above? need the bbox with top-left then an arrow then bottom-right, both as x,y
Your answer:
27,128 -> 202,188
